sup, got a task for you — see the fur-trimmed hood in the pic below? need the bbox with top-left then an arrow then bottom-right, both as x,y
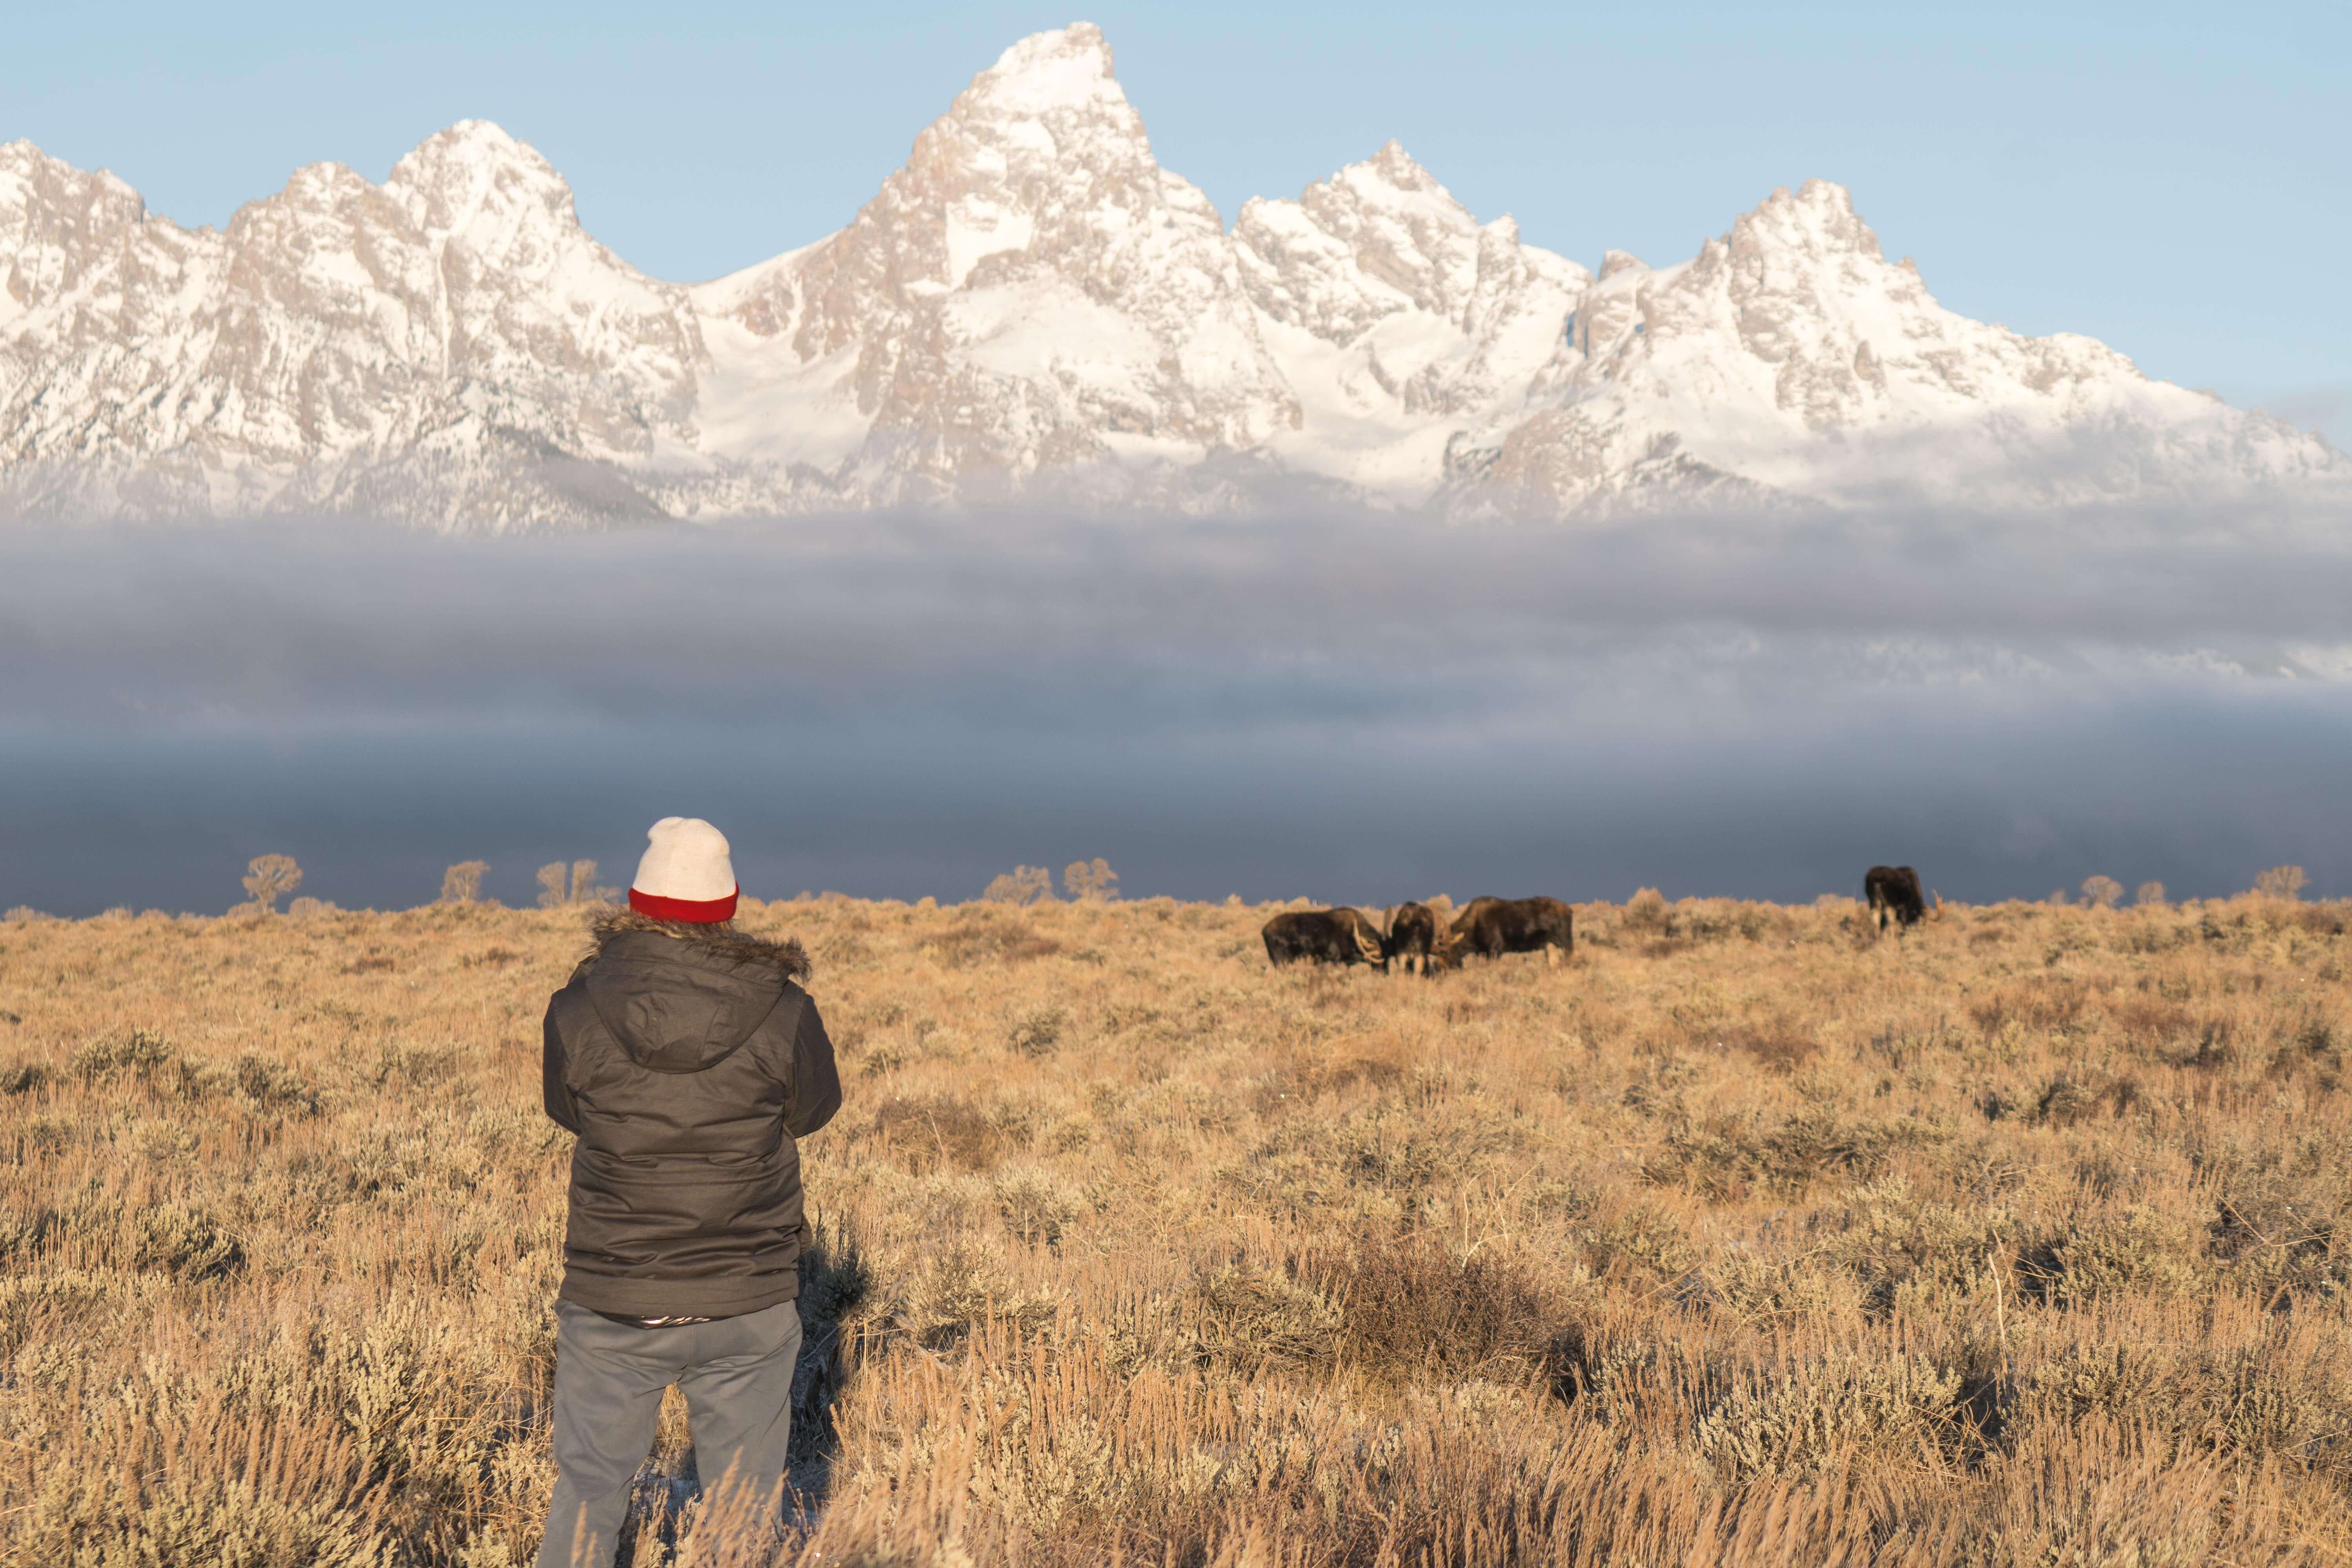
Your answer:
575,910 -> 813,1074
586,907 -> 811,982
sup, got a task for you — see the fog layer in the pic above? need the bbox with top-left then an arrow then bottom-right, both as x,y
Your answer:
3,507 -> 2347,915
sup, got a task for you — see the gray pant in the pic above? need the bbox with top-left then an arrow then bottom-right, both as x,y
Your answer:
537,1298 -> 804,1568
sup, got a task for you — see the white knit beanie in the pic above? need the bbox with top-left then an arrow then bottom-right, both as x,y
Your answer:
628,817 -> 739,923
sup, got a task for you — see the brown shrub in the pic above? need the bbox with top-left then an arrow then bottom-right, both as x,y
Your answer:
922,913 -> 1063,967
2109,995 -> 2196,1051
1305,1237 -> 1564,1385
872,1092 -> 1016,1171
1973,979 -> 2089,1037
1648,1108 -> 1948,1198
1730,1025 -> 1820,1074
2035,1072 -> 2141,1126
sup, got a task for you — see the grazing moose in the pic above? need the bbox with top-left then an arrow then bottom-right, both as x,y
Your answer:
1440,897 -> 1575,968
1385,902 -> 1440,975
1864,866 -> 1927,934
1262,908 -> 1388,971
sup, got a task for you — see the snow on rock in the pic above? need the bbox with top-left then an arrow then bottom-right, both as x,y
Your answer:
0,121 -> 702,526
0,34 -> 2344,528
690,21 -> 1295,506
1457,180 -> 2344,515
1235,141 -> 1591,498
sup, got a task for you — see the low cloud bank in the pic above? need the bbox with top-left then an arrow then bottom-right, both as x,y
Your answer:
2,505 -> 2348,912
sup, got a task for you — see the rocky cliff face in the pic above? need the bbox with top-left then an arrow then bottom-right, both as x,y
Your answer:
1,25 -> 2340,528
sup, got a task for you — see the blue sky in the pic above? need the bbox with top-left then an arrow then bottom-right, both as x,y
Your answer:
6,2 -> 2345,441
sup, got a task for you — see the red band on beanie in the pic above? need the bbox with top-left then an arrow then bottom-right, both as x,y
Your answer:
628,885 -> 739,924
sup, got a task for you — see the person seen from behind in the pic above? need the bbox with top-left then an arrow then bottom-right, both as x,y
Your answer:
537,817 -> 841,1567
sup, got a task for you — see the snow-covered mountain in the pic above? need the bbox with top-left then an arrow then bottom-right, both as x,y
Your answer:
1452,181 -> 2345,515
0,122 -> 705,524
2,23 -> 2341,528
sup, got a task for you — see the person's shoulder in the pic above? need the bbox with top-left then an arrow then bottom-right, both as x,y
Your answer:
768,977 -> 815,1030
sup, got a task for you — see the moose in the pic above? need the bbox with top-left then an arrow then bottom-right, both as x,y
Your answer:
1261,907 -> 1387,970
1384,902 -> 1441,975
1440,896 -> 1575,967
1864,865 -> 1927,934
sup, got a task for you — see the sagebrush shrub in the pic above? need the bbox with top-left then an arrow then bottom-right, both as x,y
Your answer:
1696,1350 -> 1964,1482
69,1027 -> 176,1079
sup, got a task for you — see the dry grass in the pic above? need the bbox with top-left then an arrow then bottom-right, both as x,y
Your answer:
5,891 -> 2352,1565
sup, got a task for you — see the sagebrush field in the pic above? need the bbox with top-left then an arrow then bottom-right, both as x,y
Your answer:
5,889 -> 2352,1565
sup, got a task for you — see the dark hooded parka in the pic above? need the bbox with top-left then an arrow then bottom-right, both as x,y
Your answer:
542,911 -> 842,1319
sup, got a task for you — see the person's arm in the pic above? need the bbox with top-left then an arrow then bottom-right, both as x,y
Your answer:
785,995 -> 842,1138
543,997 -> 583,1134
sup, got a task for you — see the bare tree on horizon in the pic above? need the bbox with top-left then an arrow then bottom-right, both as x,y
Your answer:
538,859 -> 618,908
241,854 -> 301,915
1063,858 -> 1120,902
982,866 -> 1054,906
2256,865 -> 2309,901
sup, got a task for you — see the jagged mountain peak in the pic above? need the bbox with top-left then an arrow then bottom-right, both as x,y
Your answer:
391,119 -> 549,181
1307,142 -> 1477,253
1363,140 -> 1440,192
690,18 -> 1291,490
967,22 -> 1124,117
1236,139 -> 1581,350
2,26 -> 2342,528
1720,178 -> 1888,268
907,20 -> 1166,230
0,141 -> 148,233
383,120 -> 584,242
759,19 -> 1181,334
0,139 -> 121,189
1475,179 -> 2348,515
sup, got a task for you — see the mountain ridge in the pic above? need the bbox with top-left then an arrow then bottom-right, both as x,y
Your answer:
1,22 -> 2341,529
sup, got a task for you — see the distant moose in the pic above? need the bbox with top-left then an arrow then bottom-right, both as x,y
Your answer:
1262,896 -> 1574,975
1442,896 -> 1575,968
1864,865 -> 1927,934
1265,871 -> 1940,973
1261,907 -> 1388,970
1384,902 -> 1441,975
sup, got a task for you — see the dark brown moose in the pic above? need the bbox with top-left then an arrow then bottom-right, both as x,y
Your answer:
1440,896 -> 1574,969
1261,907 -> 1387,970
